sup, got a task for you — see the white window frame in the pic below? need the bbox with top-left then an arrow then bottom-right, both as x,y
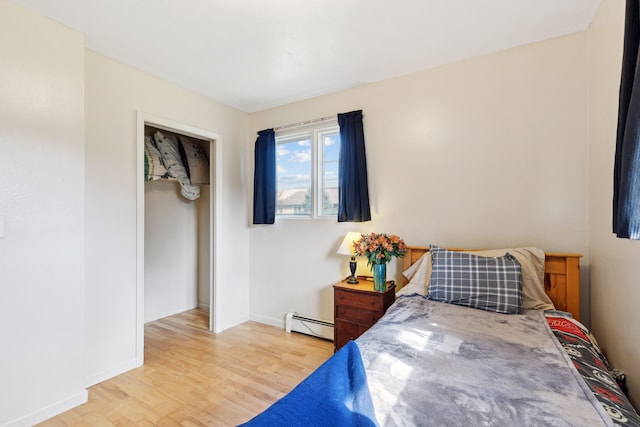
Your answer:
275,120 -> 340,219
317,126 -> 340,217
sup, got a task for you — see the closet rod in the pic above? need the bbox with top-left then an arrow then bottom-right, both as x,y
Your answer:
273,114 -> 336,132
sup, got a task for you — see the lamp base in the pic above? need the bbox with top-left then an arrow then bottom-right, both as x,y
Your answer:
347,257 -> 359,284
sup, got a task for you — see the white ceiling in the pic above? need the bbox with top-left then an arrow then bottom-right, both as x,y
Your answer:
12,0 -> 602,112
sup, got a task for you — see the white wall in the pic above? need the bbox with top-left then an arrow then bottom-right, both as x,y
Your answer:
588,0 -> 640,407
0,1 -> 87,425
144,181 -> 202,323
84,50 -> 250,385
249,33 -> 590,328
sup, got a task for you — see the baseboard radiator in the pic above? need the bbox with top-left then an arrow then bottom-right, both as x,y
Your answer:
285,312 -> 334,341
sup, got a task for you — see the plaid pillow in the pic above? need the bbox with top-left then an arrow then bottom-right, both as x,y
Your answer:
427,246 -> 523,314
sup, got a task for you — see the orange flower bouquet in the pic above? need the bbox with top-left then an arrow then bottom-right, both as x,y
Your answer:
354,233 -> 407,265
354,233 -> 406,291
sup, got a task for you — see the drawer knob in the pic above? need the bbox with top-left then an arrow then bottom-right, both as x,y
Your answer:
370,300 -> 375,306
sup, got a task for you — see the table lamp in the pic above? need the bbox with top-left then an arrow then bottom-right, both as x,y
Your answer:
337,232 -> 361,284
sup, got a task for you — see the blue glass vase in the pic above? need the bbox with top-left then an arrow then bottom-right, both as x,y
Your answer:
372,263 -> 387,291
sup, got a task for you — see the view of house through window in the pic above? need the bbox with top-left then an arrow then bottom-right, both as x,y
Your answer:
276,122 -> 340,217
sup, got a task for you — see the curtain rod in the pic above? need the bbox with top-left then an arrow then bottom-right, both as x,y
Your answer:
273,114 -> 336,132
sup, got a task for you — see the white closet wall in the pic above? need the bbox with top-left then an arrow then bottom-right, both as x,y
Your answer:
197,185 -> 212,311
144,128 -> 211,323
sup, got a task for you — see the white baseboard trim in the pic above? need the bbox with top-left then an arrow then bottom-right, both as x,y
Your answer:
85,358 -> 138,388
213,313 -> 250,333
250,313 -> 284,329
4,389 -> 87,427
144,304 -> 199,324
250,314 -> 333,340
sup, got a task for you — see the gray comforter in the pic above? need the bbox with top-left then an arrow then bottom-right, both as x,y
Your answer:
356,295 -> 613,426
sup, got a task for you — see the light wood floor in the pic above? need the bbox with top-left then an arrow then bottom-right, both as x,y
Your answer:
38,309 -> 334,426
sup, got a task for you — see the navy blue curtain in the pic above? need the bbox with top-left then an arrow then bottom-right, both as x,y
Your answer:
253,129 -> 276,224
614,0 -> 640,239
338,110 -> 371,222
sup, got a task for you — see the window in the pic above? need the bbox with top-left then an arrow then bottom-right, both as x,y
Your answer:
276,122 -> 340,218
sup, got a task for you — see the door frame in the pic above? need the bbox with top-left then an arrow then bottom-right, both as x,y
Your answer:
135,111 -> 222,366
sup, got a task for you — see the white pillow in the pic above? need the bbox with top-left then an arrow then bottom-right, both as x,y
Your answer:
400,247 -> 555,310
398,253 -> 429,296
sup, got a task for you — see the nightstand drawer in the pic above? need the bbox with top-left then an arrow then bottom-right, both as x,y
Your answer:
334,319 -> 359,350
335,305 -> 382,325
333,279 -> 395,352
335,289 -> 382,311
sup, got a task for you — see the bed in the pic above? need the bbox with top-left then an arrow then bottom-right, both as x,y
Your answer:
240,245 -> 640,427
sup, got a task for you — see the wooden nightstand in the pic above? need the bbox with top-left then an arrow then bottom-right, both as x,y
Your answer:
333,278 -> 395,352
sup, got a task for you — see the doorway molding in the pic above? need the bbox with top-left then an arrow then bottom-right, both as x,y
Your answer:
135,111 -> 222,367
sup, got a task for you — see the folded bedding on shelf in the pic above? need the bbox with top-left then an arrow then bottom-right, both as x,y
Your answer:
144,130 -> 210,200
144,136 -> 169,182
153,131 -> 200,200
178,135 -> 209,185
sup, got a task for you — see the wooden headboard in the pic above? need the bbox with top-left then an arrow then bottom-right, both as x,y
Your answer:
401,246 -> 582,321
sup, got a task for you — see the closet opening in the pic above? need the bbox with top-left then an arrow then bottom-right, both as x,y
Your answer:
136,112 -> 222,366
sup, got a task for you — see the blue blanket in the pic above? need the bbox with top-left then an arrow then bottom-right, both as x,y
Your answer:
238,341 -> 378,427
